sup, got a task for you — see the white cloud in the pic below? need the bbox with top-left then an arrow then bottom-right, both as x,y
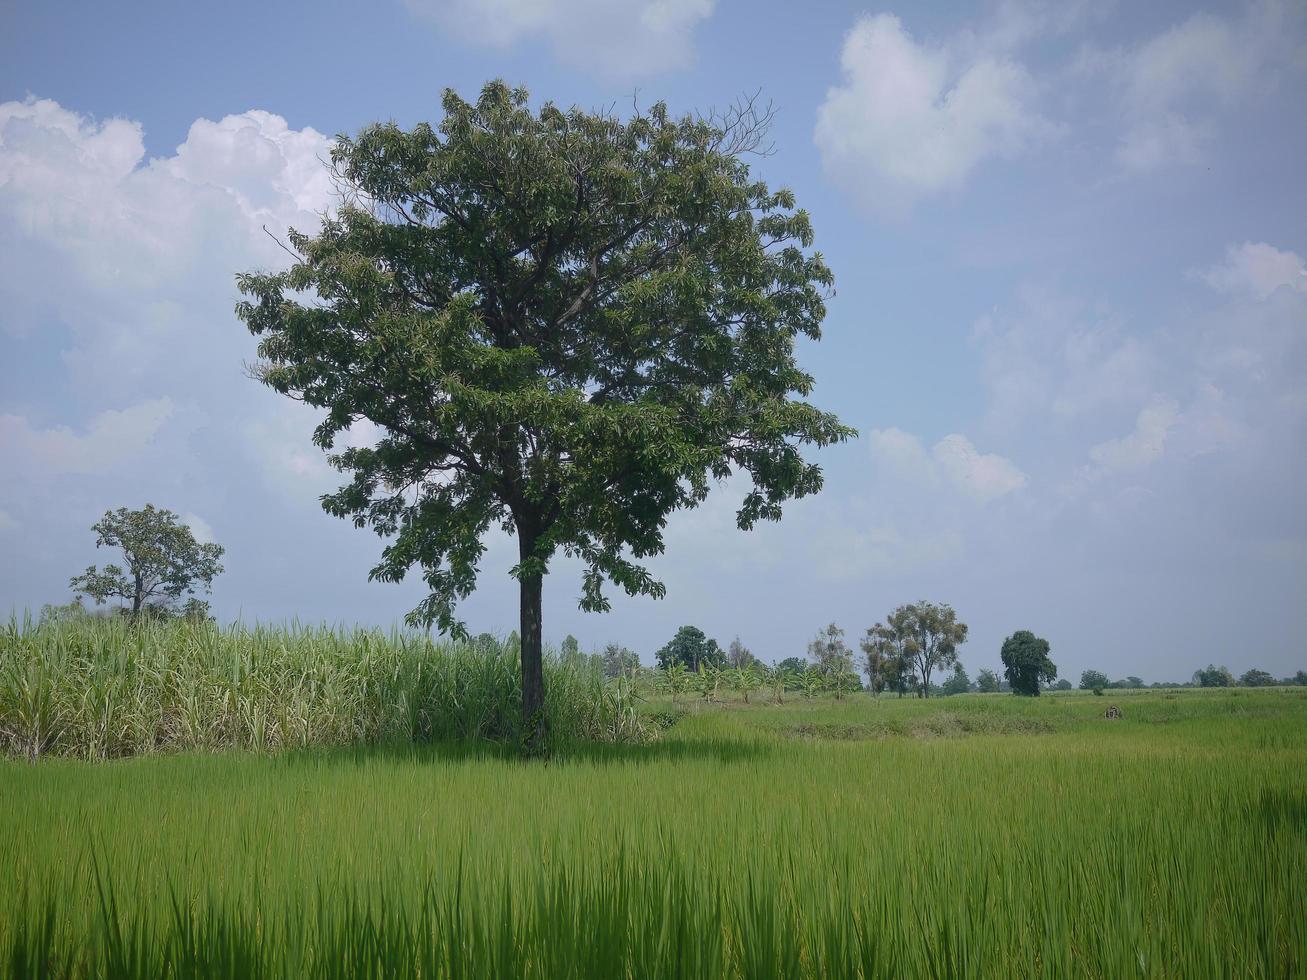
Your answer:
1089,3 -> 1300,171
183,512 -> 216,544
0,399 -> 174,477
1199,242 -> 1307,299
0,97 -> 336,486
1088,398 -> 1180,474
932,433 -> 1029,500
404,0 -> 714,78
815,12 -> 1050,214
869,427 -> 1026,502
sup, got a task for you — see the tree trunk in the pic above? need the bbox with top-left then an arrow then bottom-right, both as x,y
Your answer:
132,573 -> 143,616
518,534 -> 548,754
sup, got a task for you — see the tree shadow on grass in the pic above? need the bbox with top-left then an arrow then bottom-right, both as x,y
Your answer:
275,734 -> 773,771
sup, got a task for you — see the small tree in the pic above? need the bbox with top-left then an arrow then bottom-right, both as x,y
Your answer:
1053,678 -> 1073,691
860,623 -> 904,697
726,637 -> 756,669
999,631 -> 1057,696
655,626 -> 723,672
1239,668 -> 1276,687
1079,669 -> 1110,693
940,663 -> 971,696
976,668 -> 1000,693
70,505 -> 224,618
236,82 -> 851,750
1193,664 -> 1234,688
1292,670 -> 1307,686
600,643 -> 640,679
807,623 -> 853,696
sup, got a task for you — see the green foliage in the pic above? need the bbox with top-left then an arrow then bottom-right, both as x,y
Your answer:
806,623 -> 856,697
657,662 -> 693,704
1079,669 -> 1110,693
726,664 -> 763,703
234,82 -> 851,748
69,505 -> 224,618
776,656 -> 807,675
939,663 -> 971,696
654,625 -> 722,672
1053,678 -> 1073,691
1194,664 -> 1235,688
865,602 -> 965,698
0,616 -> 646,760
976,668 -> 1000,694
999,630 -> 1056,696
1240,668 -> 1276,687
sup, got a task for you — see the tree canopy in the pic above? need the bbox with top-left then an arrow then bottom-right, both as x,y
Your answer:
235,82 -> 852,747
866,602 -> 966,698
655,626 -> 723,672
1193,665 -> 1234,688
1079,669 -> 1110,692
70,505 -> 224,619
999,630 -> 1056,696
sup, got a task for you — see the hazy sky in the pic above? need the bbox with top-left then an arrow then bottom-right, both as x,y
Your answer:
2,0 -> 1305,682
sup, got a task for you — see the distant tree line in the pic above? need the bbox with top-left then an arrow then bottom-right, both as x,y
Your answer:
53,509 -> 1306,696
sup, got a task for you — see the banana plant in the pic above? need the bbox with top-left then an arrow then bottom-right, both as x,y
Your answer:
728,665 -> 762,704
695,663 -> 721,702
766,666 -> 794,704
800,665 -> 824,699
659,662 -> 691,704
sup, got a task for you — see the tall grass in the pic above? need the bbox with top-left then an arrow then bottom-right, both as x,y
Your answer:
1,691 -> 1304,977
0,616 -> 646,759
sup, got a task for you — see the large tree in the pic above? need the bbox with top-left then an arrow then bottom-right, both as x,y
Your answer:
70,505 -> 224,618
236,83 -> 851,748
999,630 -> 1056,696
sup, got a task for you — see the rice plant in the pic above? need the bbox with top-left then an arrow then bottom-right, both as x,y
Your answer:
1,688 -> 1304,977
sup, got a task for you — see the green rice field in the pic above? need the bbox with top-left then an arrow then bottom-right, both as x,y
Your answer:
2,621 -> 1304,977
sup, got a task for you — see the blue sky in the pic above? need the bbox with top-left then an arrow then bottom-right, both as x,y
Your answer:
2,0 -> 1305,682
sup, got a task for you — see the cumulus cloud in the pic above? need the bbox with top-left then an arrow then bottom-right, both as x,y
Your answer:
0,399 -> 174,476
404,0 -> 714,78
869,427 -> 1026,502
1088,3 -> 1301,171
0,96 -> 335,456
1199,242 -> 1307,299
815,12 -> 1050,214
1087,398 -> 1180,474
